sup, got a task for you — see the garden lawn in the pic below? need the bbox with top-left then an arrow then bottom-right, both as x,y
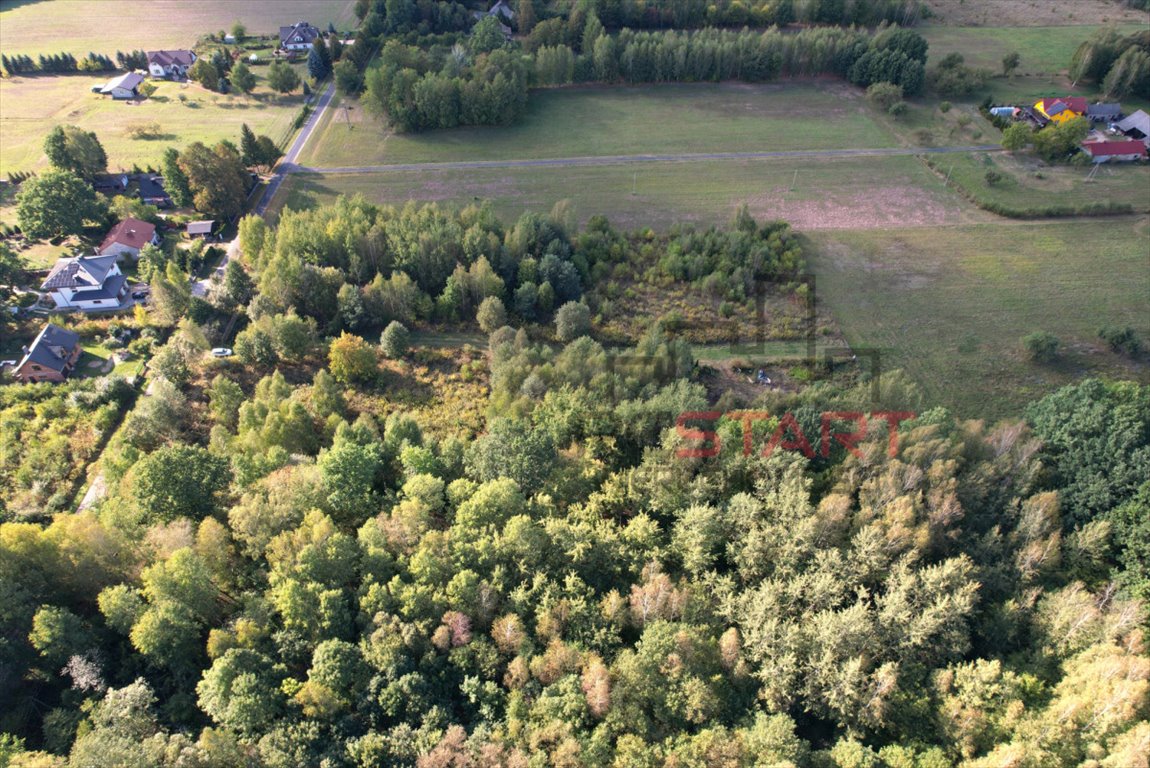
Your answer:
298,82 -> 900,167
275,153 -> 984,232
0,72 -> 307,174
806,218 -> 1150,420
0,0 -> 356,57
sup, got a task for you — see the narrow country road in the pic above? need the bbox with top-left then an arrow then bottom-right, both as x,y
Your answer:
296,144 -> 1004,175
254,81 -> 337,216
190,82 -> 338,298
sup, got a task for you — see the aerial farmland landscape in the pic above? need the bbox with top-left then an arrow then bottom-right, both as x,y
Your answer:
1,0 -> 1148,765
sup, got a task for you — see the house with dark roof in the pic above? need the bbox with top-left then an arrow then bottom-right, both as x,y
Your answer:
473,0 -> 516,22
99,72 -> 145,100
93,173 -> 130,194
12,324 -> 82,383
147,49 -> 196,79
1081,139 -> 1148,164
280,21 -> 321,51
41,254 -> 128,310
137,176 -> 171,208
1086,103 -> 1123,123
96,217 -> 159,261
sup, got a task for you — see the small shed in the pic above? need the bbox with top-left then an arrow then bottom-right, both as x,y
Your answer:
1117,109 -> 1150,144
187,220 -> 215,238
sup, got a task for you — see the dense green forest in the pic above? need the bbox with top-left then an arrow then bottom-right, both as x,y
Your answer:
360,22 -> 930,131
2,200 -> 1148,767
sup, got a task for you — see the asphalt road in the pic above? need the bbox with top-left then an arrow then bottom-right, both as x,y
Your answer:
296,144 -> 1004,175
254,81 -> 337,216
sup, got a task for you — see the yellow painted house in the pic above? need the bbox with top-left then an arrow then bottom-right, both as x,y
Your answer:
1034,97 -> 1087,124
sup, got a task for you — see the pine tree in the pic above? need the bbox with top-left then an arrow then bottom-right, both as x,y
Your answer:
518,0 -> 536,35
308,38 -> 332,81
241,124 -> 261,168
160,147 -> 192,208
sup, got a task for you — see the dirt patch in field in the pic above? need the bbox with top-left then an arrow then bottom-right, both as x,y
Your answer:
745,185 -> 965,230
925,0 -> 1147,26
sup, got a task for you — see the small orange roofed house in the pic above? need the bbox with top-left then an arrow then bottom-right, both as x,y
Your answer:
1081,139 -> 1148,164
1034,97 -> 1087,124
11,324 -> 82,383
96,217 -> 158,261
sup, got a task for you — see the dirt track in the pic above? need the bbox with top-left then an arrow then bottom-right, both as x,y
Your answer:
295,144 -> 1004,175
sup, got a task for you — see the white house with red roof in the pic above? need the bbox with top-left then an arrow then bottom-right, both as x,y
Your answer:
96,217 -> 158,261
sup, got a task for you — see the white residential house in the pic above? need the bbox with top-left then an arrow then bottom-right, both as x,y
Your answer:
147,49 -> 197,79
96,217 -> 159,261
99,72 -> 145,99
41,254 -> 129,310
280,21 -> 321,51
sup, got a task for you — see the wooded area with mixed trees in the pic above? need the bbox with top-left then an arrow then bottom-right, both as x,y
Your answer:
1,196 -> 1148,767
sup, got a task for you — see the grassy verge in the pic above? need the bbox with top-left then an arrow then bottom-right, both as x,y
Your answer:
807,218 -> 1150,420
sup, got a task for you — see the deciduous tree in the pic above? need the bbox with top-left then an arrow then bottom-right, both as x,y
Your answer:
15,169 -> 107,240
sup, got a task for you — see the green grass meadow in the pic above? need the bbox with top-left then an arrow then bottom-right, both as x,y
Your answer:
0,0 -> 357,57
919,24 -> 1149,75
298,83 -> 900,167
807,219 -> 1150,418
276,152 -> 983,231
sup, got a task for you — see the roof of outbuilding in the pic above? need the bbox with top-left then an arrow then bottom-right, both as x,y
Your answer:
1117,109 -> 1150,134
1086,103 -> 1122,114
101,72 -> 144,93
187,220 -> 215,234
1082,140 -> 1148,156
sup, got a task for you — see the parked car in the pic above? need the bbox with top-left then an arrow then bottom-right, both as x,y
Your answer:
131,290 -> 149,300
210,348 -> 233,358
